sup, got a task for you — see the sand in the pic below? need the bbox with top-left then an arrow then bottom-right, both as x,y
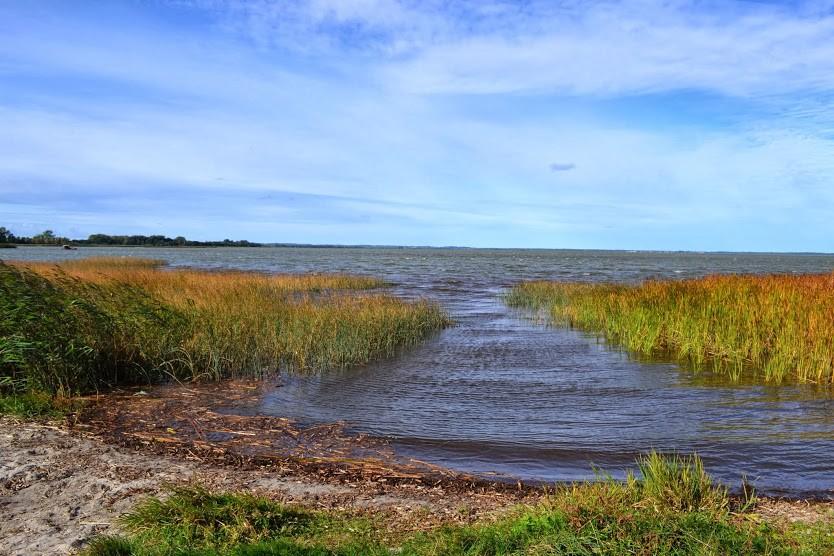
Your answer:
0,417 -> 528,555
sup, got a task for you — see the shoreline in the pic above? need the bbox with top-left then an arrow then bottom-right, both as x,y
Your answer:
0,412 -> 535,555
73,381 -> 834,501
3,383 -> 833,555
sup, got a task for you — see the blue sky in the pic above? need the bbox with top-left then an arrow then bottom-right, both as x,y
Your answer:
2,0 -> 834,250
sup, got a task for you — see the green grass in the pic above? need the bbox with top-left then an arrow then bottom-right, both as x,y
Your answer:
635,452 -> 729,513
82,486 -> 383,556
0,388 -> 65,418
120,487 -> 328,550
0,261 -> 192,398
80,454 -> 834,556
0,258 -> 449,410
506,274 -> 834,384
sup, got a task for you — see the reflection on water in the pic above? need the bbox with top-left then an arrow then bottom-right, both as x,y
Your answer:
7,246 -> 834,496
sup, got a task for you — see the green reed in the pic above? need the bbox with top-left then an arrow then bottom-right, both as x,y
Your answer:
0,258 -> 449,401
506,274 -> 834,384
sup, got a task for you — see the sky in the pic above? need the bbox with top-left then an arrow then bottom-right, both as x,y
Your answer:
2,0 -> 834,250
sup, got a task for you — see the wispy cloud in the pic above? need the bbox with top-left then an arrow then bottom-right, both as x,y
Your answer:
200,1 -> 834,98
387,17 -> 834,98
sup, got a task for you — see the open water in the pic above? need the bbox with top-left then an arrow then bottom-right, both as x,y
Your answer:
8,246 -> 834,496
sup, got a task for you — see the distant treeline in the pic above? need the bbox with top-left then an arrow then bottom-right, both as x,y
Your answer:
79,234 -> 261,247
0,227 -> 261,247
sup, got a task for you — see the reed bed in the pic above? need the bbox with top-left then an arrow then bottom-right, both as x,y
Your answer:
507,273 -> 834,384
17,257 -> 387,294
1,258 -> 448,398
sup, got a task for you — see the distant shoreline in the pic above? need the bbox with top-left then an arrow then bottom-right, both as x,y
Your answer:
5,243 -> 834,255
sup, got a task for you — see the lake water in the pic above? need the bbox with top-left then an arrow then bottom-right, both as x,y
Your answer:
7,246 -> 834,497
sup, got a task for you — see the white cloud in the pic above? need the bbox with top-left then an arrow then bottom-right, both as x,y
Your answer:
383,5 -> 834,97
190,1 -> 834,98
2,0 -> 834,248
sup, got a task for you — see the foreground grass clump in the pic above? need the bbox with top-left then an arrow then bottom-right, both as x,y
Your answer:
83,486 -> 379,556
0,384 -> 63,418
118,487 -> 336,550
506,274 -> 834,384
0,258 -> 448,403
82,454 -> 833,556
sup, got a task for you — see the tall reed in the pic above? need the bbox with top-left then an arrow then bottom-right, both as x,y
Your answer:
1,258 -> 449,396
507,273 -> 834,384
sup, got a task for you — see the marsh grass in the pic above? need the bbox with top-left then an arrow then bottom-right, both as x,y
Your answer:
632,452 -> 729,514
0,262 -> 183,396
0,257 -> 448,401
81,454 -> 832,556
19,257 -> 388,293
506,274 -> 834,384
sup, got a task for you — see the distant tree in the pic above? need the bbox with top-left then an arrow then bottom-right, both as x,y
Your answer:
32,230 -> 56,244
0,226 -> 14,243
39,231 -> 259,247
30,230 -> 71,245
87,234 -> 112,244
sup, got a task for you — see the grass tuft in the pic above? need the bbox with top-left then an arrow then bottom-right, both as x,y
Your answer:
82,486 -> 383,556
120,487 -> 318,551
83,536 -> 137,556
633,452 -> 728,514
0,389 -> 64,418
506,274 -> 834,384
